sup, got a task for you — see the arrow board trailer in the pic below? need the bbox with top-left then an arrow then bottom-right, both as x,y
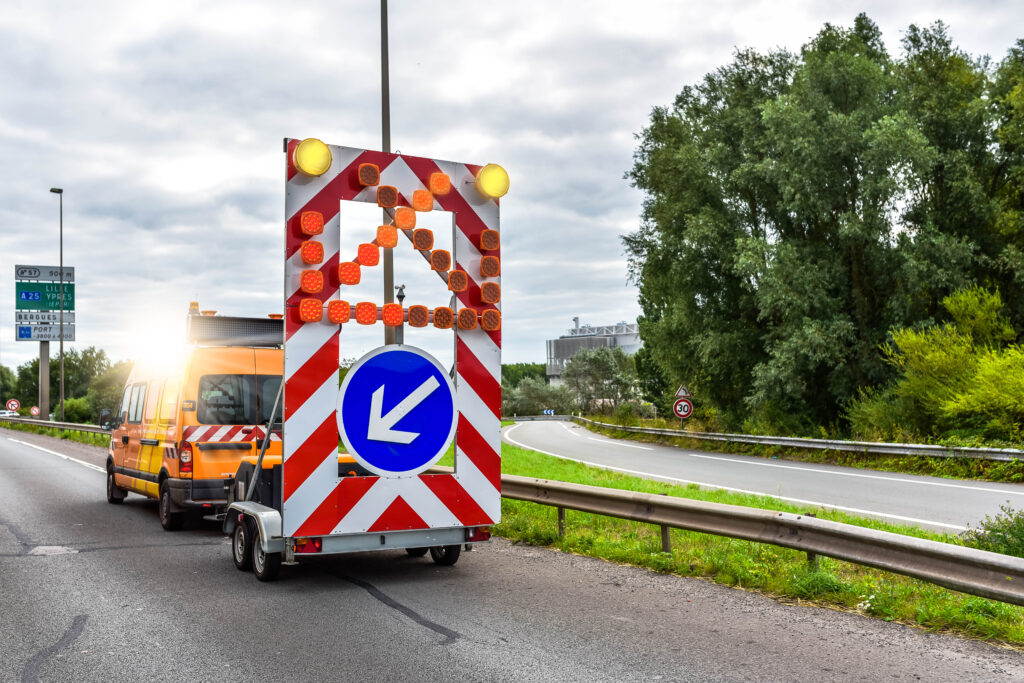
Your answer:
224,139 -> 506,580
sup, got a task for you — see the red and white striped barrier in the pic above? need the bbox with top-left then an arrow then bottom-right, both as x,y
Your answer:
282,139 -> 502,538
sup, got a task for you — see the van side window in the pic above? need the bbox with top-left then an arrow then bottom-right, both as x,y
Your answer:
198,375 -> 255,425
159,378 -> 180,425
128,383 -> 147,424
257,375 -> 282,424
119,387 -> 132,424
144,379 -> 163,424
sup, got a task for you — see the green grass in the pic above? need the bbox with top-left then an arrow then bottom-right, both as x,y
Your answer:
0,421 -> 110,449
582,416 -> 1024,484
460,434 -> 1024,646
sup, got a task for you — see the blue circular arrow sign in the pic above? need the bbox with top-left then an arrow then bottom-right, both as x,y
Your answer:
338,345 -> 456,477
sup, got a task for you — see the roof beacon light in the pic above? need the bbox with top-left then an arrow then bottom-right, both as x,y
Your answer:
432,307 -> 454,329
377,186 -> 398,208
357,163 -> 380,186
355,302 -> 377,325
412,189 -> 433,212
327,300 -> 351,324
429,172 -> 451,195
394,207 -> 416,230
298,298 -> 323,323
457,308 -> 478,330
300,211 -> 325,236
412,229 -> 433,251
339,262 -> 361,285
430,250 -> 451,271
479,229 -> 500,251
407,305 -> 429,327
475,163 -> 509,199
301,240 -> 324,265
376,225 -> 398,248
357,243 -> 379,267
293,138 -> 332,177
300,270 -> 324,294
382,303 -> 404,327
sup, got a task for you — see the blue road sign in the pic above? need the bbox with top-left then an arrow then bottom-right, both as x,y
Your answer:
338,345 -> 457,477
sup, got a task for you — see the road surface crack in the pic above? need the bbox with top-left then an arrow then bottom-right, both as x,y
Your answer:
20,614 -> 87,683
341,574 -> 460,644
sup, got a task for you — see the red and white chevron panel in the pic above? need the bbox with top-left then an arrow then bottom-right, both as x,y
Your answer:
182,425 -> 281,443
282,139 -> 501,538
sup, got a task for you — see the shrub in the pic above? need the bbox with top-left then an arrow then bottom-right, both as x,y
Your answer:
961,504 -> 1024,558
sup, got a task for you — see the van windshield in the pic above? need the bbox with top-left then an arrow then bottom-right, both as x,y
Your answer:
198,374 -> 282,425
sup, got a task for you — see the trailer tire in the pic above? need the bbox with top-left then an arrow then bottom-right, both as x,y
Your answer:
429,545 -> 461,566
106,467 -> 126,504
232,518 -> 254,571
406,547 -> 428,557
252,537 -> 281,581
159,480 -> 184,531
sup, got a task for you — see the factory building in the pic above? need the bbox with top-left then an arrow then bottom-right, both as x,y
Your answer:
545,317 -> 641,385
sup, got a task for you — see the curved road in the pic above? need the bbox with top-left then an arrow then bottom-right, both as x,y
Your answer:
503,419 -> 1024,532
2,427 -> 1023,681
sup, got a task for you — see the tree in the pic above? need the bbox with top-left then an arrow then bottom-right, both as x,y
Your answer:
562,347 -> 638,413
0,365 -> 15,405
502,362 -> 546,389
502,377 -> 574,416
84,359 -> 133,423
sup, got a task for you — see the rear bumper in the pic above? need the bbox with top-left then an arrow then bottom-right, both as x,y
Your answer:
166,478 -> 230,508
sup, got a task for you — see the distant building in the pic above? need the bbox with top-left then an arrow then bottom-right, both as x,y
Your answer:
546,317 -> 641,385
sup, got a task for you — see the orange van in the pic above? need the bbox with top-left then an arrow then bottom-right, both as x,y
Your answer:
106,306 -> 285,530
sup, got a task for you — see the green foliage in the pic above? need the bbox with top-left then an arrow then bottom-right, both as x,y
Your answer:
561,347 -> 638,414
502,362 -> 546,389
84,359 -> 132,424
626,15 -> 1024,434
961,504 -> 1024,558
0,364 -> 16,404
61,396 -> 92,423
501,376 -> 574,416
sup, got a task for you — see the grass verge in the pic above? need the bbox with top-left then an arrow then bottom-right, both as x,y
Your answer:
0,421 -> 109,449
582,416 -> 1024,484
442,436 -> 1024,646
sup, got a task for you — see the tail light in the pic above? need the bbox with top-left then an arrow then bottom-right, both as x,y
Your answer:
293,537 -> 323,554
179,442 -> 193,475
466,527 -> 491,542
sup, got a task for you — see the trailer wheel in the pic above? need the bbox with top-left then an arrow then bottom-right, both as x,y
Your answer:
252,537 -> 281,581
406,547 -> 428,557
232,518 -> 254,571
106,467 -> 126,504
429,545 -> 461,566
159,480 -> 184,531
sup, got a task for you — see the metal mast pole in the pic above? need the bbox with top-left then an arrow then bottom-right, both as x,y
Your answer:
50,187 -> 64,421
381,0 -> 396,345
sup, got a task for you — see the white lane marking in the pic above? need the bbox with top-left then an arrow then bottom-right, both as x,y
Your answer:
586,436 -> 652,451
7,438 -> 106,473
545,423 -> 1024,497
559,423 -> 583,437
503,424 -> 966,531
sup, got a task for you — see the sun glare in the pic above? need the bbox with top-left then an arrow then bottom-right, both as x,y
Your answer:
128,314 -> 188,376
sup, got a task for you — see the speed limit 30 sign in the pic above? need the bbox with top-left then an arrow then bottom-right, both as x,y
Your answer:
672,397 -> 692,420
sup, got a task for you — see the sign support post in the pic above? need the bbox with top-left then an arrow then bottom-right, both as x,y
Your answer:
39,340 -> 49,420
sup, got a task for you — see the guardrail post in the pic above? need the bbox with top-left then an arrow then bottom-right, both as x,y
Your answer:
557,507 -> 565,537
805,513 -> 819,570
660,525 -> 671,553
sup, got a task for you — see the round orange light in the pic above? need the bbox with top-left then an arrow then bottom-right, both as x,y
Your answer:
301,240 -> 324,265
300,211 -> 324,236
376,225 -> 398,248
457,308 -> 478,330
358,243 -> 379,266
479,229 -> 500,251
430,250 -> 451,271
412,229 -> 433,251
394,207 -> 416,230
355,302 -> 378,325
327,300 -> 351,324
432,307 -> 453,329
377,186 -> 398,208
480,255 -> 500,278
382,303 -> 404,327
412,189 -> 434,212
480,282 -> 500,304
480,309 -> 501,331
300,270 -> 324,294
298,298 -> 323,323
339,262 -> 361,285
447,270 -> 468,292
407,305 -> 429,327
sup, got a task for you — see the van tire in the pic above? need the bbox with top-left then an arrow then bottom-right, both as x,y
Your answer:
252,538 -> 281,582
159,480 -> 184,531
106,468 -> 126,504
429,545 -> 461,566
232,518 -> 254,571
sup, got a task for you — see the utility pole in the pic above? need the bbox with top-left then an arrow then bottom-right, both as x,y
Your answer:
50,187 -> 65,421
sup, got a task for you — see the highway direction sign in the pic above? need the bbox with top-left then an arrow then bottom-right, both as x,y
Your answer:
338,345 -> 457,477
15,282 -> 75,311
16,325 -> 75,341
5,399 -> 19,411
673,397 -> 693,419
14,265 -> 74,282
16,311 -> 75,324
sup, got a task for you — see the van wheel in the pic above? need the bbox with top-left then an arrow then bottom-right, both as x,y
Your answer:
159,481 -> 184,531
106,468 -> 126,504
406,547 -> 428,557
252,538 -> 281,582
429,545 -> 461,566
232,518 -> 254,571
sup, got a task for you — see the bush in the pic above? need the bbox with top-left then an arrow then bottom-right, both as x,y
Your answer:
61,396 -> 93,423
961,504 -> 1024,558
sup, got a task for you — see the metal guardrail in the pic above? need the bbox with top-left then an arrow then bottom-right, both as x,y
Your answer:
500,472 -> 1024,606
0,416 -> 110,435
570,416 -> 1024,463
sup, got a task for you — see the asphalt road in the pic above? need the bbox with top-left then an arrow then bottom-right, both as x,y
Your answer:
2,427 -> 1024,682
504,420 -> 1024,532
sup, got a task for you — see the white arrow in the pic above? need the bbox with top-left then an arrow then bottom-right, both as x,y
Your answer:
366,375 -> 441,444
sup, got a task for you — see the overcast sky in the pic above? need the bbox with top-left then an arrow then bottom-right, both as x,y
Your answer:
1,0 -> 1020,374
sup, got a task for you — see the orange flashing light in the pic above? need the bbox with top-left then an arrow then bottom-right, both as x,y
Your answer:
300,270 -> 324,294
480,255 -> 500,278
432,307 -> 454,329
430,250 -> 451,271
377,186 -> 398,208
376,225 -> 398,248
412,229 -> 433,251
448,270 -> 468,292
382,303 -> 404,327
339,262 -> 361,285
407,305 -> 429,328
412,189 -> 434,212
429,172 -> 451,195
327,300 -> 351,324
358,163 -> 380,187
480,229 -> 500,251
300,211 -> 324,236
480,282 -> 501,304
298,299 -> 323,323
480,309 -> 501,331
301,240 -> 324,265
355,302 -> 378,325
394,207 -> 416,230
457,308 -> 478,330
357,243 -> 379,267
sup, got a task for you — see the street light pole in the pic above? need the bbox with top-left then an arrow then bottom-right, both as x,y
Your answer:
49,187 -> 64,422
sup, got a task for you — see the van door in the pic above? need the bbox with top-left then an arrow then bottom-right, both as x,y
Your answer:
111,385 -> 132,488
135,379 -> 164,497
123,382 -> 147,492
